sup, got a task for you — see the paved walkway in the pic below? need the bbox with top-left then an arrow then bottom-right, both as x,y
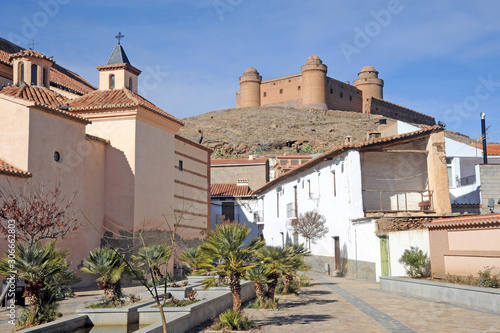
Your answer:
2,274 -> 500,332
242,273 -> 500,333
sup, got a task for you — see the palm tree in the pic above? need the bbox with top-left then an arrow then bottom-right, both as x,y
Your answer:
246,264 -> 273,306
131,244 -> 172,284
0,241 -> 68,317
256,246 -> 292,302
282,244 -> 310,294
80,246 -> 128,300
197,222 -> 264,312
180,247 -> 202,274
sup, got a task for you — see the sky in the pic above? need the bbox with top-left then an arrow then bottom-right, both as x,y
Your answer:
2,0 -> 500,142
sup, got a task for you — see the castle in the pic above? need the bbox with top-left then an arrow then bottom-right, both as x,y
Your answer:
236,55 -> 435,126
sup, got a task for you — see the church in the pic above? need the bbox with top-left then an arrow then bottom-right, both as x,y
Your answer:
0,35 -> 211,285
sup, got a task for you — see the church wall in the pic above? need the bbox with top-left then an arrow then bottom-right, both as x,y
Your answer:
133,117 -> 176,231
86,116 -> 137,236
174,137 -> 211,236
0,99 -> 30,170
325,77 -> 362,112
260,74 -> 303,107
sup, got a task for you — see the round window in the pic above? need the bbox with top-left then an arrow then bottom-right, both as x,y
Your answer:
54,151 -> 61,162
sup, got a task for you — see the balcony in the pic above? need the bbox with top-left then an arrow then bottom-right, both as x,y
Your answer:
363,190 -> 434,214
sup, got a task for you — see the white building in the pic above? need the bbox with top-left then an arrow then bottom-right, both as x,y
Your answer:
253,125 -> 451,281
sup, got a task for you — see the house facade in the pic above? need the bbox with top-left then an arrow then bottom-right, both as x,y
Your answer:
253,126 -> 451,281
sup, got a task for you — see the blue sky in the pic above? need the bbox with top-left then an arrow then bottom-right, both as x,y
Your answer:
2,0 -> 500,142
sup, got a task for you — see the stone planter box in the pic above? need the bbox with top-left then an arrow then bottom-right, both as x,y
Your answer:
16,314 -> 91,333
76,299 -> 158,326
380,276 -> 500,313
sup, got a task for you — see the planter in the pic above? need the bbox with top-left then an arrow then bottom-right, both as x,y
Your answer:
380,276 -> 500,313
76,299 -> 158,326
16,315 -> 91,333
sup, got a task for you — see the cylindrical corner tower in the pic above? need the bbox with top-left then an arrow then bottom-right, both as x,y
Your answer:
353,65 -> 384,113
301,55 -> 327,110
237,67 -> 262,108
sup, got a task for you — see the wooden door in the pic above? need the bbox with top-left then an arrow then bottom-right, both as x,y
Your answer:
380,236 -> 389,276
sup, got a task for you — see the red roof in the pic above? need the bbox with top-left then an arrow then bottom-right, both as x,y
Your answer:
276,155 -> 312,159
9,49 -> 55,63
0,159 -> 31,178
0,84 -> 90,124
426,214 -> 500,229
486,143 -> 500,156
254,125 -> 443,194
211,183 -> 254,198
211,158 -> 268,165
68,88 -> 183,125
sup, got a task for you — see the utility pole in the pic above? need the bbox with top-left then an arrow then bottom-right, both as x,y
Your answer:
481,112 -> 488,164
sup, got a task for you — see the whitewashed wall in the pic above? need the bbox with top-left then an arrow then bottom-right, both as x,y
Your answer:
388,229 -> 430,277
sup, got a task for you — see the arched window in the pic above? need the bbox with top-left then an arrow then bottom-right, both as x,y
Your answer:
31,64 -> 37,85
128,77 -> 133,91
109,74 -> 115,89
20,63 -> 25,84
42,67 -> 47,87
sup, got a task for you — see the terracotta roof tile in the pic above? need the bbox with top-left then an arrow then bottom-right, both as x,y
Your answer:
211,183 -> 255,198
9,49 -> 55,63
68,87 -> 183,125
254,125 -> 443,194
482,143 -> 500,156
426,213 -> 500,229
211,158 -> 268,165
0,159 -> 31,178
0,84 -> 90,124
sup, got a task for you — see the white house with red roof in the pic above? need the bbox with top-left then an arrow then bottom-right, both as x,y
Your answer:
0,37 -> 211,285
253,125 -> 451,281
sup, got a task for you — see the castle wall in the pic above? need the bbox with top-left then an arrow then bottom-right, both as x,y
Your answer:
260,74 -> 303,107
369,97 -> 435,126
325,77 -> 362,112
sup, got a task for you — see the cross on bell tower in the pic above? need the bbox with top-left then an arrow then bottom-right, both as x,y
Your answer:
115,32 -> 124,45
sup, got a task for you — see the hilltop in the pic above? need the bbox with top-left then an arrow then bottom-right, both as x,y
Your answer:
179,106 -> 403,157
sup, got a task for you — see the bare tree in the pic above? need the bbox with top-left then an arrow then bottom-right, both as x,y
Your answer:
289,210 -> 328,249
0,181 -> 79,245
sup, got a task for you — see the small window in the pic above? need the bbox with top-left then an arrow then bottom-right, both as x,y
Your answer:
340,92 -> 343,98
42,67 -> 47,87
109,74 -> 115,89
330,88 -> 333,94
263,92 -> 267,97
54,151 -> 61,163
280,89 -> 283,94
31,64 -> 37,85
128,77 -> 133,91
178,160 -> 183,171
349,95 -> 352,101
20,63 -> 25,84
297,86 -> 301,91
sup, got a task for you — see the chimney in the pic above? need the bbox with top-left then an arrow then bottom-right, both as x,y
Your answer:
367,131 -> 382,140
344,136 -> 353,145
249,154 -> 254,160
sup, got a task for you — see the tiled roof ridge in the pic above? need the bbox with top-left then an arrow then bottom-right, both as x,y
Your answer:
9,49 -> 55,63
0,159 -> 32,178
86,134 -> 110,144
426,213 -> 500,228
211,183 -> 255,197
253,125 -> 443,194
371,97 -> 435,120
123,88 -> 184,125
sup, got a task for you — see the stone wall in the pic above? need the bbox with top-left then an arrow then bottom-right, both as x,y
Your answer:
305,254 -> 377,282
325,76 -> 362,112
479,164 -> 500,214
369,97 -> 435,126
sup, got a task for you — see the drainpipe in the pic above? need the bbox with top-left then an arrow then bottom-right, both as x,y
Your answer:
280,231 -> 284,247
481,112 -> 488,164
355,228 -> 358,279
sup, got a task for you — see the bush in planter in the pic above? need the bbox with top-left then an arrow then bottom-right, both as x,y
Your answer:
213,309 -> 256,331
478,266 -> 499,288
398,246 -> 431,278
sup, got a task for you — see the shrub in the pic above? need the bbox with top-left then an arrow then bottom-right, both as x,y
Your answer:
298,275 -> 312,287
398,246 -> 431,278
478,266 -> 499,288
247,298 -> 280,309
214,309 -> 256,331
276,281 -> 299,295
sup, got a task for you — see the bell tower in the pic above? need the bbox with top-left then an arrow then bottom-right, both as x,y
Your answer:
10,49 -> 55,87
96,32 -> 141,93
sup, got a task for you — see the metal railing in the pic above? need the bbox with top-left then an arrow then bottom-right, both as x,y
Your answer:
363,190 -> 433,212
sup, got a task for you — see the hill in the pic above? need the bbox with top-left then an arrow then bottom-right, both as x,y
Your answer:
179,106 -> 402,157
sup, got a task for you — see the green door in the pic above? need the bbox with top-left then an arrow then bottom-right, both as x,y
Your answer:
380,237 -> 389,277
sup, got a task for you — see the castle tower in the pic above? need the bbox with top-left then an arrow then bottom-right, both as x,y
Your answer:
353,65 -> 384,113
9,49 -> 55,87
237,67 -> 262,108
301,55 -> 327,110
96,34 -> 141,93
